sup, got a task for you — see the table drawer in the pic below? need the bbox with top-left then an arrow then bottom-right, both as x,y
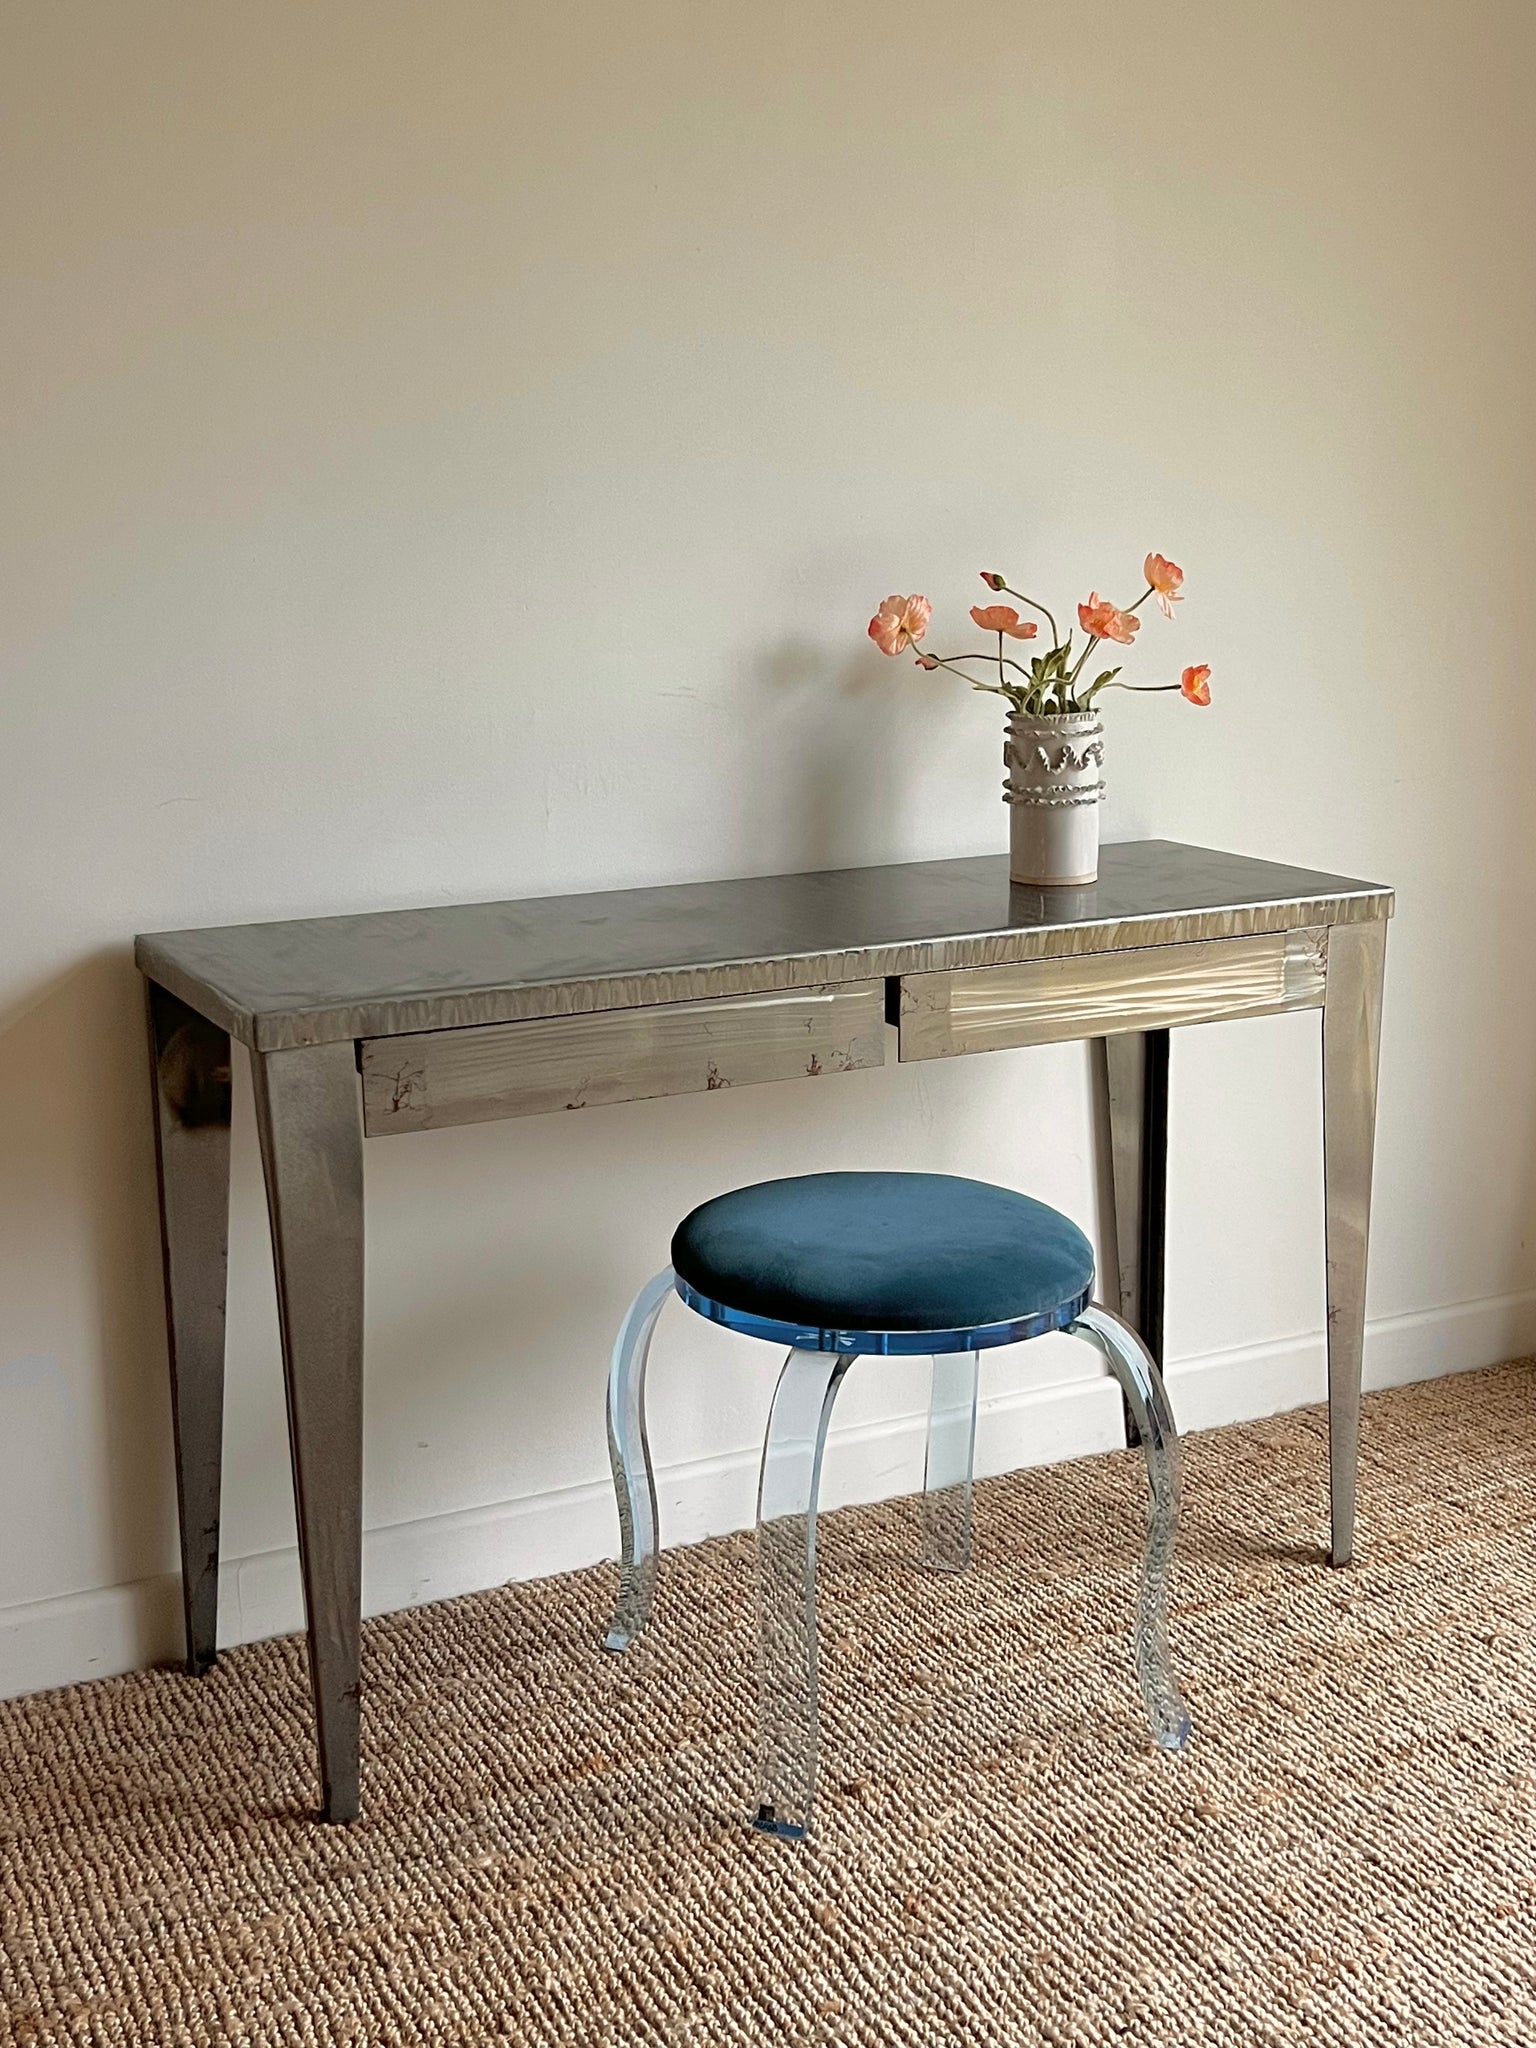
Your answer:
360,981 -> 886,1135
899,929 -> 1328,1061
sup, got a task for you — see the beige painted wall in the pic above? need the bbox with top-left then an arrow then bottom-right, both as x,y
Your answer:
2,1 -> 1534,1691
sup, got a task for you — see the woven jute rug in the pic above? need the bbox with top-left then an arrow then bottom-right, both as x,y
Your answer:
3,1363 -> 1536,2047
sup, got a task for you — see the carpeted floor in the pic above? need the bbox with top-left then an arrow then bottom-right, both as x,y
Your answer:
3,1363 -> 1536,2047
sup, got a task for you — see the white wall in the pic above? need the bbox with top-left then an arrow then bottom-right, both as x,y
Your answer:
3,1 -> 1534,1694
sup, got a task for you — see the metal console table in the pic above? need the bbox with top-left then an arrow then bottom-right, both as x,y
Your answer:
137,839 -> 1392,1821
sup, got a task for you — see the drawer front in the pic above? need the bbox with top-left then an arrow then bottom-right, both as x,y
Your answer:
899,929 -> 1327,1061
361,981 -> 886,1135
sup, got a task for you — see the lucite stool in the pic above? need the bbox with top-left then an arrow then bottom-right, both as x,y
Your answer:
602,1171 -> 1191,1840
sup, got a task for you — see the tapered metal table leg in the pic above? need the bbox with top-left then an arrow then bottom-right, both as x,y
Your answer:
252,1040 -> 366,1822
147,982 -> 232,1678
1098,1029 -> 1170,1446
1322,920 -> 1387,1566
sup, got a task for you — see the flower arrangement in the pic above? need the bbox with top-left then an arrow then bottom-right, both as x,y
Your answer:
867,555 -> 1211,715
866,553 -> 1212,885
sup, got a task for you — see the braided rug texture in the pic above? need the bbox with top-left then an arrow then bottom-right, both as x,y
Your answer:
3,1362 -> 1536,2047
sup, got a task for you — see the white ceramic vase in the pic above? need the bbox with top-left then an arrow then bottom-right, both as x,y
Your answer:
1004,708 -> 1105,886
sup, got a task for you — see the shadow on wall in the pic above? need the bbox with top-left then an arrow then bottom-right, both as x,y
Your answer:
0,951 -> 173,1610
755,641 -> 929,874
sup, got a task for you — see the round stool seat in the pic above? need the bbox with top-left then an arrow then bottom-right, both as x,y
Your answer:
671,1171 -> 1094,1352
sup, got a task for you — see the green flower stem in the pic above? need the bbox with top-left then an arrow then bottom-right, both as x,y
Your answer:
918,653 -> 1015,697
924,649 -> 1029,675
1066,633 -> 1100,690
997,583 -> 1061,650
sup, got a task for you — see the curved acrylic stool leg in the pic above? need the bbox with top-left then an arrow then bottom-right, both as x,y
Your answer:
753,1348 -> 854,1840
602,1268 -> 676,1653
1070,1302 -> 1193,1753
921,1351 -> 980,1572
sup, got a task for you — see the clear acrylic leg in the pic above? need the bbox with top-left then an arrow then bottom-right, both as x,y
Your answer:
1070,1302 -> 1193,1752
753,1348 -> 854,1840
602,1268 -> 675,1653
920,1351 -> 980,1572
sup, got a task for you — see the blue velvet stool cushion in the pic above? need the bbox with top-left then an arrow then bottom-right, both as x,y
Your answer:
671,1172 -> 1095,1337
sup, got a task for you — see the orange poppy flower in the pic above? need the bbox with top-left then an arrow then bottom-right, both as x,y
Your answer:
970,604 -> 1038,639
1077,593 -> 1140,645
1180,664 -> 1212,706
1145,553 -> 1185,621
868,594 -> 932,657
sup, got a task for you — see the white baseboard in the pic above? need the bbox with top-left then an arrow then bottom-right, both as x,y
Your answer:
4,1287 -> 1534,1701
1165,1285 -> 1536,1431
